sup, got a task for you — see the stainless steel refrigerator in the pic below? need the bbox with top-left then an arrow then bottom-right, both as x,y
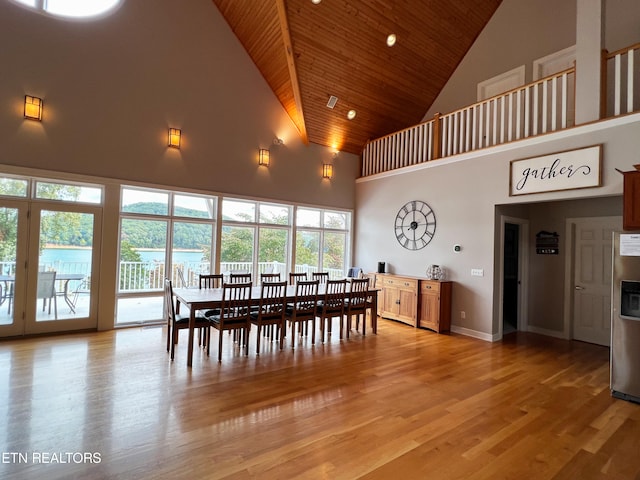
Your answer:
611,232 -> 640,403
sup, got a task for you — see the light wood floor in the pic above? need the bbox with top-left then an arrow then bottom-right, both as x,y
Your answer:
1,319 -> 638,480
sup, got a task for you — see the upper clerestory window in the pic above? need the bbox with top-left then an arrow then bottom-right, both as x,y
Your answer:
11,0 -> 121,19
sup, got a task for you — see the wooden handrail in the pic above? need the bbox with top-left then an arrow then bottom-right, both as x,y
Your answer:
361,40 -> 639,178
606,42 -> 640,59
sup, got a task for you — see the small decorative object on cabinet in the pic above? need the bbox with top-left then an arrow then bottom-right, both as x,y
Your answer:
618,165 -> 640,230
376,273 -> 452,332
425,264 -> 445,280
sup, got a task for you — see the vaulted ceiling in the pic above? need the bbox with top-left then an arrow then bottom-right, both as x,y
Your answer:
212,0 -> 502,155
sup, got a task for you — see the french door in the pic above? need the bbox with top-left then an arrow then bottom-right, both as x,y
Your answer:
0,200 -> 101,337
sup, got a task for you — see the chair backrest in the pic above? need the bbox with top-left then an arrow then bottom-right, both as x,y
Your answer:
312,272 -> 329,284
260,273 -> 281,284
257,281 -> 287,318
199,274 -> 223,289
292,280 -> 319,314
164,278 -> 176,322
347,277 -> 370,309
289,272 -> 307,284
36,271 -> 57,299
321,279 -> 347,311
347,267 -> 362,278
220,282 -> 252,321
229,273 -> 252,284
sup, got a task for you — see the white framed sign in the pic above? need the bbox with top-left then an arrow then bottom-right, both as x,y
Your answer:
509,145 -> 602,196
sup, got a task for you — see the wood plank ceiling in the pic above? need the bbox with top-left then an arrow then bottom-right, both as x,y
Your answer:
212,0 -> 502,155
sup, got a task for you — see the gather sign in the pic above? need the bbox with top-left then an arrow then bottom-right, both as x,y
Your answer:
509,145 -> 602,196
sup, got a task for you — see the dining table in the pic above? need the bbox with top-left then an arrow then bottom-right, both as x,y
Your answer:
173,283 -> 379,367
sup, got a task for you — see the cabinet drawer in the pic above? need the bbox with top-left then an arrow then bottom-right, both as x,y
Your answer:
382,276 -> 418,290
420,281 -> 441,294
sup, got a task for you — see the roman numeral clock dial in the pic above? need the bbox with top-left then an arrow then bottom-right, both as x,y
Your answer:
394,200 -> 436,250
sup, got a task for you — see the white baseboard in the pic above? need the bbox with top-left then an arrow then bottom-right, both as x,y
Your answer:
526,325 -> 567,339
450,325 -> 495,342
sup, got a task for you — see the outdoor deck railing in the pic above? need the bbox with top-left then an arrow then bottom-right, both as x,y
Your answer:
0,260 -> 345,292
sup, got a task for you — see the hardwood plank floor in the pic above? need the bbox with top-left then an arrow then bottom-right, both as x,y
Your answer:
0,319 -> 638,480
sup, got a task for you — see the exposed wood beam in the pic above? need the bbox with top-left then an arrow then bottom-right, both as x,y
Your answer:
275,0 -> 308,145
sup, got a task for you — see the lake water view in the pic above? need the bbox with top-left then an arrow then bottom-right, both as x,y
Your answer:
40,247 -> 205,265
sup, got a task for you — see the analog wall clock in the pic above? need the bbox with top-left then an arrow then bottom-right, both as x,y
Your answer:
394,200 -> 436,250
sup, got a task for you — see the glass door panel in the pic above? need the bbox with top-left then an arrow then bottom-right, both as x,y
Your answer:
36,210 -> 94,322
26,205 -> 100,335
0,201 -> 27,337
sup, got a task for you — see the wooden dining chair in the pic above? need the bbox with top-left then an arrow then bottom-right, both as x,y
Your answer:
250,281 -> 287,354
199,274 -> 223,289
316,278 -> 347,342
285,280 -> 319,348
312,272 -> 329,284
289,272 -> 307,285
260,272 -> 281,284
164,278 -> 209,360
197,274 -> 224,343
206,282 -> 252,362
344,277 -> 370,338
229,272 -> 252,284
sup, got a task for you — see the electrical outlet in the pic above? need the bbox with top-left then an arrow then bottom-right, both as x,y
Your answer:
471,268 -> 484,277
460,311 -> 466,319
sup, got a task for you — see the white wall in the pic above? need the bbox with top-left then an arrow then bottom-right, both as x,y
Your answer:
355,0 -> 640,340
0,0 -> 358,208
424,0 -> 640,120
355,114 -> 640,338
424,0 -> 576,118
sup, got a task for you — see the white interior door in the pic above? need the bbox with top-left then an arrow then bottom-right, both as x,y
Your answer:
572,217 -> 621,346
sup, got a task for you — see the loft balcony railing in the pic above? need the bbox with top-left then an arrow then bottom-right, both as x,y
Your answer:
603,42 -> 640,117
361,41 -> 640,177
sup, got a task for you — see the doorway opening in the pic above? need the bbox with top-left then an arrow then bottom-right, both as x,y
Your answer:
503,222 -> 520,334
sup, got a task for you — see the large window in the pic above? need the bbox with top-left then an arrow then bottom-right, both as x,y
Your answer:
220,198 -> 291,278
117,187 -> 216,325
294,207 -> 350,279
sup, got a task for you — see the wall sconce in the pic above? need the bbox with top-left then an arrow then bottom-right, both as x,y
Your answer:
24,95 -> 43,121
168,128 -> 181,149
258,148 -> 270,167
322,164 -> 333,179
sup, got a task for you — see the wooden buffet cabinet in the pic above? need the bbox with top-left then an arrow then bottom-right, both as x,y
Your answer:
621,166 -> 640,230
375,273 -> 452,333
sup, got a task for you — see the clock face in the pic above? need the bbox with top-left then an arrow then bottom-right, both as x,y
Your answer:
394,200 -> 436,250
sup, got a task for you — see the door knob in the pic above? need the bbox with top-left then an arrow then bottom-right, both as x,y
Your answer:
575,285 -> 585,290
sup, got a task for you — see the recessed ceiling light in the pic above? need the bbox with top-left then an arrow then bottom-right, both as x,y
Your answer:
311,0 -> 321,4
386,33 -> 397,47
347,110 -> 356,120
